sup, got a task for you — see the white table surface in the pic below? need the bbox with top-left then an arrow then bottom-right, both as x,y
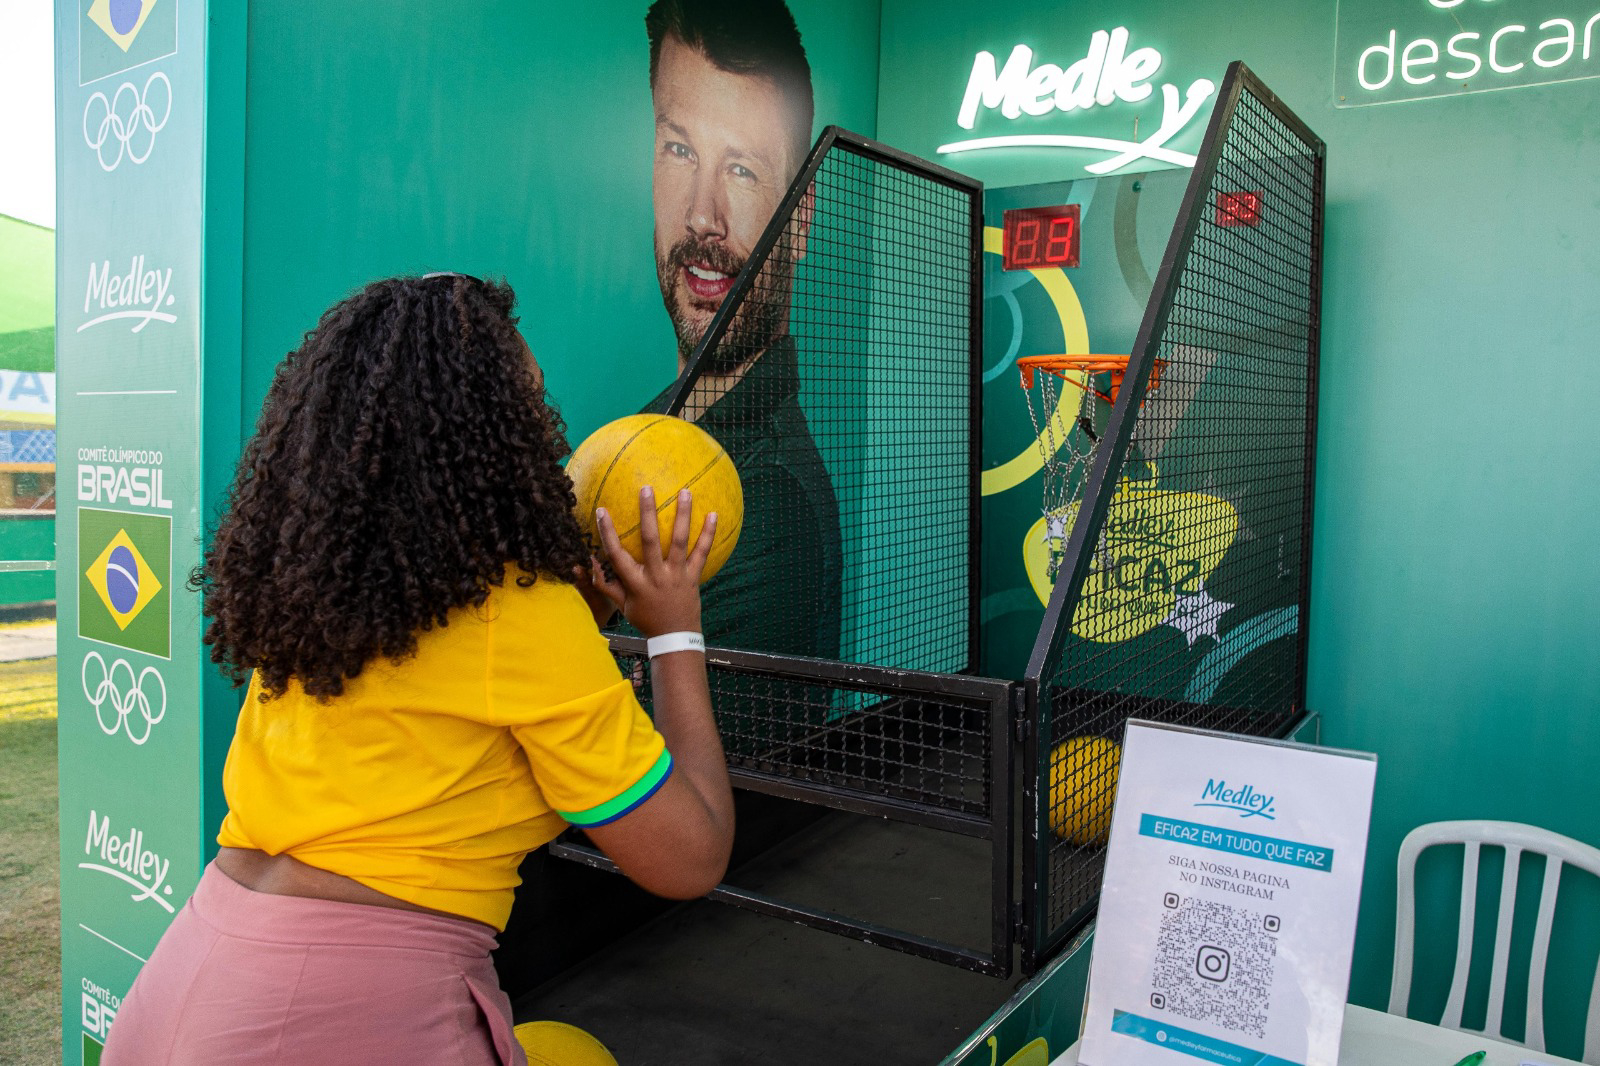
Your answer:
1052,1004 -> 1587,1065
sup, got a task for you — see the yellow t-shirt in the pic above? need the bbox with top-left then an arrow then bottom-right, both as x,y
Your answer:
215,568 -> 669,930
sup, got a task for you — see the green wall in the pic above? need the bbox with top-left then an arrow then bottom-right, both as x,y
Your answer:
200,0 -> 884,885
878,0 -> 1600,1053
217,0 -> 882,843
203,0 -> 1600,1051
234,0 -> 882,449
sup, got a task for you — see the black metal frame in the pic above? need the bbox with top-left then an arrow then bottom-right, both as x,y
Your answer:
557,638 -> 1015,974
1019,61 -> 1328,970
552,70 -> 1326,980
582,127 -> 1009,975
667,125 -> 987,681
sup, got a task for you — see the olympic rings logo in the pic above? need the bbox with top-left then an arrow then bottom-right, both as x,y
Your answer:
82,71 -> 172,172
82,651 -> 167,746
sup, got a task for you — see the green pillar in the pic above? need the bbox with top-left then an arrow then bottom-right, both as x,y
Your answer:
54,2 -> 244,1062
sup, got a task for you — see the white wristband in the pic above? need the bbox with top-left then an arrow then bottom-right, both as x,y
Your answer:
646,631 -> 705,659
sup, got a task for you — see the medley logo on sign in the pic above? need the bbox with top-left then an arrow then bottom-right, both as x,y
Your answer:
1196,779 -> 1277,820
80,809 -> 175,913
938,26 -> 1215,174
79,507 -> 170,658
81,0 -> 178,85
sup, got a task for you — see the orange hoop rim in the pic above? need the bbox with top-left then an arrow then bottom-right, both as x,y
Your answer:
1017,354 -> 1166,403
1017,354 -> 1132,374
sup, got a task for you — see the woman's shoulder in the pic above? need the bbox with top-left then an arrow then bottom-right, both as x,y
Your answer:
490,566 -> 595,632
498,564 -> 581,602
480,565 -> 624,710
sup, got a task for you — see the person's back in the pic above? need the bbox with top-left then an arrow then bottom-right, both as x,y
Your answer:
102,274 -> 735,1065
218,568 -> 670,929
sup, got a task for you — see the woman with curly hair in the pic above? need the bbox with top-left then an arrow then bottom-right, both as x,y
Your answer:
102,274 -> 733,1065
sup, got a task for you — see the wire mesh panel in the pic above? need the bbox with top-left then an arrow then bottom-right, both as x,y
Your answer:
665,127 -> 980,677
1024,64 -> 1326,965
619,642 -> 993,818
585,131 -> 1009,973
567,637 -> 1014,975
652,127 -> 984,802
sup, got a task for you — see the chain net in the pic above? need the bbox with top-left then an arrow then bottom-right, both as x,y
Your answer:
1022,363 -> 1102,583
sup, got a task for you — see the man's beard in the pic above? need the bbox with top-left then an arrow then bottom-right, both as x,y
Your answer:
656,234 -> 792,375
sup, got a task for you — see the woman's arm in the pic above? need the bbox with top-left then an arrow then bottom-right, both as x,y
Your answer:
581,487 -> 734,899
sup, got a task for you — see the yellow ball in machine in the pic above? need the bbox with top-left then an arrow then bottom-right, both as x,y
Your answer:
568,414 -> 743,582
1048,736 -> 1122,846
514,1021 -> 619,1066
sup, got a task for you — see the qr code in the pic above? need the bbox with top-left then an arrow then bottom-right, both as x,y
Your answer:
1149,896 -> 1278,1039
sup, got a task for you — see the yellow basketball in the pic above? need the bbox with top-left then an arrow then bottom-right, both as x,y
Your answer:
567,414 -> 744,582
1048,736 -> 1122,846
514,1021 -> 619,1066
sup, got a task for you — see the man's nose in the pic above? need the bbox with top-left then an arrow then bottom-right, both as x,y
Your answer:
685,174 -> 727,240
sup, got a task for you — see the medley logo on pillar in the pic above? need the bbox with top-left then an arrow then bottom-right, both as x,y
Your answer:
80,256 -> 178,333
80,809 -> 176,913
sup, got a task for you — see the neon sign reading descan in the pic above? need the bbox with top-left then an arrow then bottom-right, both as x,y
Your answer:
938,27 -> 1215,174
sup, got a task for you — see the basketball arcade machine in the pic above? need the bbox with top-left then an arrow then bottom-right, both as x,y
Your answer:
554,60 -> 1324,993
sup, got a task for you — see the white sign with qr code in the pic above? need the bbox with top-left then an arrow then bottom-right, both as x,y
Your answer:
1077,721 -> 1377,1066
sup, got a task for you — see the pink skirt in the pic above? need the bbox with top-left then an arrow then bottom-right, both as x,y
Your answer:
102,863 -> 525,1065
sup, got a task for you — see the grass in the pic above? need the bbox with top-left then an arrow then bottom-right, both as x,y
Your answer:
0,655 -> 61,1066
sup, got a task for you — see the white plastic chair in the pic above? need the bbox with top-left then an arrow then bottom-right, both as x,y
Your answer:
1389,820 -> 1600,1062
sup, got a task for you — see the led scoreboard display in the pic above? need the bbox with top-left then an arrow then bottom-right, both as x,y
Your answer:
1002,203 -> 1081,270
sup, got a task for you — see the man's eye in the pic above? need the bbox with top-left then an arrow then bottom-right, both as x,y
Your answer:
730,163 -> 758,182
663,141 -> 694,162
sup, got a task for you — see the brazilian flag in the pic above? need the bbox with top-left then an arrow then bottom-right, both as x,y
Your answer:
79,508 -> 170,659
81,0 -> 178,85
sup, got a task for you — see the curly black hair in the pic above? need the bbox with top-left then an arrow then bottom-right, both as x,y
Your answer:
194,274 -> 589,699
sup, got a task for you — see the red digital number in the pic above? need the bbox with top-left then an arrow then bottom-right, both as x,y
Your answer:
1217,191 -> 1263,227
1011,219 -> 1041,266
1044,216 -> 1076,263
1003,204 -> 1080,270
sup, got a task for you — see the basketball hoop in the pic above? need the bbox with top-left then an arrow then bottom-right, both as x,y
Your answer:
1016,355 -> 1165,583
1017,354 -> 1164,405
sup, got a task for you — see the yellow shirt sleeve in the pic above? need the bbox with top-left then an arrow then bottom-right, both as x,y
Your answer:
486,576 -> 670,827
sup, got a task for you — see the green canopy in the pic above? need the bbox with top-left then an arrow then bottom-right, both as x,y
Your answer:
0,214 -> 54,374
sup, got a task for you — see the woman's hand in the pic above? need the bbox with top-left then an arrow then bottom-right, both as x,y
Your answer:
584,487 -> 734,900
571,559 -> 619,629
592,486 -> 717,638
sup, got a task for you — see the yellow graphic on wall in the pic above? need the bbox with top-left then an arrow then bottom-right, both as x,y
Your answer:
1024,484 -> 1238,644
986,1035 -> 1050,1066
979,226 -> 1090,497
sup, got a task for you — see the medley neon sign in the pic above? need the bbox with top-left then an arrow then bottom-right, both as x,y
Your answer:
938,27 -> 1215,175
